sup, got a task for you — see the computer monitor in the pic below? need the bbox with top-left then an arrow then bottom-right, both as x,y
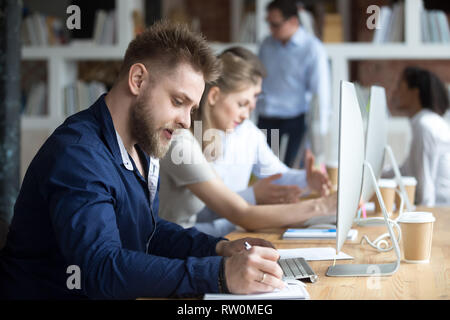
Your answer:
360,85 -> 414,211
360,86 -> 388,203
326,81 -> 401,277
334,81 -> 365,254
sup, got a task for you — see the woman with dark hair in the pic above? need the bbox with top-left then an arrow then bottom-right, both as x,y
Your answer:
390,66 -> 450,206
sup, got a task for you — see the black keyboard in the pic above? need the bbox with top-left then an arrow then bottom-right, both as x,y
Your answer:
278,257 -> 318,283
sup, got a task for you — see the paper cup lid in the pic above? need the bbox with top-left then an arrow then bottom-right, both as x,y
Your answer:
326,160 -> 338,168
378,179 -> 397,188
398,211 -> 435,223
401,176 -> 417,186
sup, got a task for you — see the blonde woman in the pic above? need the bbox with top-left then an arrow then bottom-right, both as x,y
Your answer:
159,47 -> 334,237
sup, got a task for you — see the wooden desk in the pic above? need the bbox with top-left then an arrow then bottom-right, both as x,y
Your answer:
225,207 -> 450,300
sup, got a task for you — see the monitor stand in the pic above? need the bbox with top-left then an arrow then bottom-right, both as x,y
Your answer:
355,144 -> 412,229
326,161 -> 401,277
384,145 -> 413,212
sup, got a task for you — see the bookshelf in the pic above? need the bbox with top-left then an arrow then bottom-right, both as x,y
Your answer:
20,0 -> 143,179
209,0 -> 450,165
21,0 -> 450,177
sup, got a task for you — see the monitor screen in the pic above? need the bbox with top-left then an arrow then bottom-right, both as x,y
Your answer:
335,81 -> 365,254
360,86 -> 389,203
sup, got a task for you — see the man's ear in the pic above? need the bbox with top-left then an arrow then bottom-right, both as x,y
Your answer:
207,86 -> 221,107
128,63 -> 147,96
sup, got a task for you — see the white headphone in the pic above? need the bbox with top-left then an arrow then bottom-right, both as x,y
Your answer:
355,189 -> 405,252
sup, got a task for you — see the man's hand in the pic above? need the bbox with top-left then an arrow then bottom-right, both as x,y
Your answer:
305,150 -> 332,197
216,237 -> 275,257
224,245 -> 285,294
253,173 -> 302,204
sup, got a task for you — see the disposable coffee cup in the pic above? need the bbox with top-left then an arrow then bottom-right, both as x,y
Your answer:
398,212 -> 435,263
326,162 -> 338,191
395,176 -> 417,212
374,179 -> 397,215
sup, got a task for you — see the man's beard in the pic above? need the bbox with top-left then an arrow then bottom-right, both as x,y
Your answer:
130,95 -> 172,159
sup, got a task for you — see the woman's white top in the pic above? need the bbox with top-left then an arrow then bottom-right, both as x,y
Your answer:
402,109 -> 450,206
211,120 -> 308,203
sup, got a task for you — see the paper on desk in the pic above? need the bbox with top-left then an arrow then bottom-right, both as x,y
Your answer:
204,279 -> 309,300
278,247 -> 353,261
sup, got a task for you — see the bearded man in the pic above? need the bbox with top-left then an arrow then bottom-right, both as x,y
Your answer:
0,22 -> 284,299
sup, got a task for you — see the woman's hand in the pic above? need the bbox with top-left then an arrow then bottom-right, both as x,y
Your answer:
313,192 -> 338,217
305,150 -> 332,197
253,174 -> 303,204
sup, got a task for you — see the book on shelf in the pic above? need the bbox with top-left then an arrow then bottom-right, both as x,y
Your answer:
22,12 -> 66,47
92,10 -> 109,45
239,13 -> 256,43
298,8 -> 317,37
390,2 -> 404,43
132,10 -> 146,36
372,2 -> 404,43
64,81 -> 107,117
94,10 -> 116,45
22,9 -> 116,47
372,6 -> 391,43
23,82 -> 47,116
422,9 -> 450,43
322,13 -> 343,43
70,10 -> 116,46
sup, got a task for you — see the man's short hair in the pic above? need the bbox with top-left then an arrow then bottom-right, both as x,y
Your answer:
119,20 -> 221,83
267,0 -> 299,20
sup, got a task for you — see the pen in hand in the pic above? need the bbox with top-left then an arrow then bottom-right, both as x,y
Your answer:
244,241 -> 286,289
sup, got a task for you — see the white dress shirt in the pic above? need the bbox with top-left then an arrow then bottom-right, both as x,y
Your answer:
116,131 -> 159,203
257,27 -> 331,136
400,109 -> 450,206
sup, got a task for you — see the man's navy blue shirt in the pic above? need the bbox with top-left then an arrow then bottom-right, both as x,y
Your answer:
0,95 -> 223,299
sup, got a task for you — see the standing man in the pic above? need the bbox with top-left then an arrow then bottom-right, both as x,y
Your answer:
257,0 -> 331,167
0,21 -> 284,299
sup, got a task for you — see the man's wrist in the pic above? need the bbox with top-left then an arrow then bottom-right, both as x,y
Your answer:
218,257 -> 230,294
215,239 -> 228,256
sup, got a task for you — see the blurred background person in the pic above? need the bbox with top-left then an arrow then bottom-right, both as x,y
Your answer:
256,0 -> 331,168
389,66 -> 450,206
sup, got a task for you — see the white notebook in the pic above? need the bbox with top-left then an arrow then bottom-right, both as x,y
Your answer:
282,228 -> 358,241
204,279 -> 309,300
278,247 -> 353,261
